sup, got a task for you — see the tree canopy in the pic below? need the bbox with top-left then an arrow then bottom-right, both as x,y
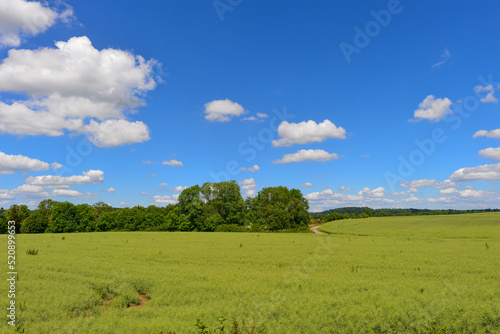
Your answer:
0,181 -> 311,234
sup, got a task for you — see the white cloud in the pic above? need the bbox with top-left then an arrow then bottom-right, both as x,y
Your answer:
204,99 -> 245,122
450,162 -> 500,182
120,202 -> 129,206
339,186 -> 352,191
239,178 -> 257,196
25,170 -> 104,186
51,189 -> 97,198
305,189 -> 363,204
243,113 -> 270,122
479,147 -> 500,161
0,189 -> 14,199
158,182 -> 168,188
0,36 -> 158,146
0,0 -> 73,47
106,187 -> 116,192
480,91 -> 498,103
153,195 -> 177,205
273,149 -> 339,164
10,184 -> 49,197
0,151 -> 61,174
400,179 -> 436,188
435,180 -> 458,189
142,160 -> 155,165
300,182 -> 314,188
162,159 -> 183,166
459,189 -> 489,198
83,119 -> 150,147
140,192 -> 148,196
272,119 -> 346,147
473,129 -> 500,139
413,95 -> 452,122
440,188 -> 458,195
358,187 -> 385,198
431,49 -> 450,69
173,186 -> 188,192
241,165 -> 260,172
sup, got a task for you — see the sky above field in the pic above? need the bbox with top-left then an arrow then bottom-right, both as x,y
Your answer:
1,0 -> 500,211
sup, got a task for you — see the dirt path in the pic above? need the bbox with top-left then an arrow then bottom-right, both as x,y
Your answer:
310,225 -> 325,234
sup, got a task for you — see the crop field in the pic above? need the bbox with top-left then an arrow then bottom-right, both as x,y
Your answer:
2,213 -> 500,333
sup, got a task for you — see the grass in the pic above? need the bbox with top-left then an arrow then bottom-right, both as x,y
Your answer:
1,213 -> 500,333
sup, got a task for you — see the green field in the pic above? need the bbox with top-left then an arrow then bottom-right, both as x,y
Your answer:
2,213 -> 500,333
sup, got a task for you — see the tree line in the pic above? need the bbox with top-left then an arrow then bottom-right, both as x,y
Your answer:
310,206 -> 500,223
0,181 -> 311,234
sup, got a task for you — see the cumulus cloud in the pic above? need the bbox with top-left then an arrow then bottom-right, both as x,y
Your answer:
434,180 -> 458,189
474,85 -> 498,103
153,195 -> 177,205
83,119 -> 150,147
339,186 -> 352,191
51,189 -> 97,198
272,119 -> 346,147
239,178 -> 257,196
479,147 -> 500,161
0,36 -> 158,146
241,165 -> 260,172
481,91 -> 498,103
162,159 -> 183,166
400,179 -> 436,188
273,149 -> 339,164
0,189 -> 15,199
0,0 -> 74,47
440,188 -> 458,195
204,99 -> 245,122
105,187 -> 116,192
25,169 -> 104,186
450,163 -> 500,182
256,113 -> 269,118
358,187 -> 385,198
412,95 -> 452,122
473,129 -> 500,139
173,186 -> 188,192
10,184 -> 49,197
459,189 -> 490,198
0,151 -> 61,174
300,182 -> 314,188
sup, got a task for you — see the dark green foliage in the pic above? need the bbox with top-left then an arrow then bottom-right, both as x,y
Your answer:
2,181 -> 311,234
5,204 -> 30,233
20,212 -> 48,233
249,186 -> 310,230
49,202 -> 78,233
76,204 -> 97,232
0,212 -> 7,234
312,206 -> 500,218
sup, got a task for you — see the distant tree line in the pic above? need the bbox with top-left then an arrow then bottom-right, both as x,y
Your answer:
0,181 -> 310,234
310,206 -> 500,223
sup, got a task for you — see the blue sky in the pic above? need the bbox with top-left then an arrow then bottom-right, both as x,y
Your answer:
1,0 -> 500,211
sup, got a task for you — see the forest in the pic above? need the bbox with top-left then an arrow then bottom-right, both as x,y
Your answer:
0,181 -> 310,234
